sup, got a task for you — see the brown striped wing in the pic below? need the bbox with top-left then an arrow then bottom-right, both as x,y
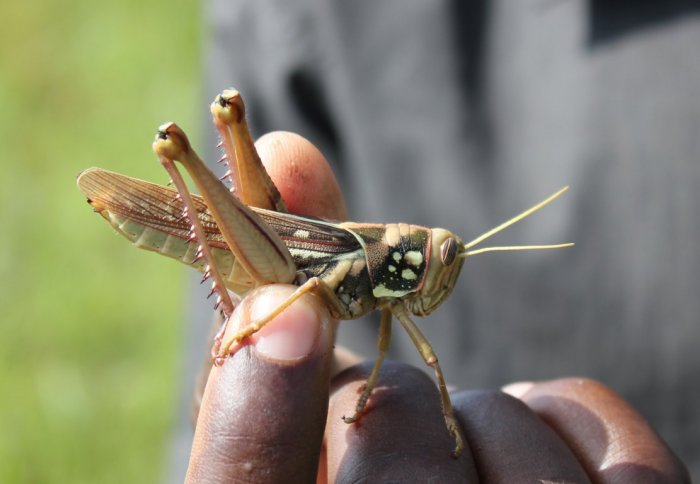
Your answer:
77,168 -> 361,286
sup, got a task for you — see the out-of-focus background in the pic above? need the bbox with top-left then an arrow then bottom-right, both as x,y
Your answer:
0,1 -> 201,482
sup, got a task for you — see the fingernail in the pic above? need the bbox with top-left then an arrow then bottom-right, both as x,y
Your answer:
247,287 -> 326,361
502,381 -> 535,399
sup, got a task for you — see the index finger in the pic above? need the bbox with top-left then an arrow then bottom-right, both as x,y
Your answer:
256,131 -> 347,220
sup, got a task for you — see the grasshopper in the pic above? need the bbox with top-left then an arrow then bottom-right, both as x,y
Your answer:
77,89 -> 572,456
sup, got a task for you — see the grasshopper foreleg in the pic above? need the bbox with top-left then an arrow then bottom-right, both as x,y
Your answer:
216,277 -> 348,358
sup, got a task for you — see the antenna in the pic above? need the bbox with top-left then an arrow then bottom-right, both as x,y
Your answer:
460,186 -> 574,258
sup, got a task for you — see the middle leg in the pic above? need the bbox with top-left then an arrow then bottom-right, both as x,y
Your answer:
342,307 -> 393,423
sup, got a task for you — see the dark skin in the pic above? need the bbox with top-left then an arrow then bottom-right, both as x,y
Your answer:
185,132 -> 689,483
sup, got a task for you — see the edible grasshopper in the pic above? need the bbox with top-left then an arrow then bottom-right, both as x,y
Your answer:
77,89 -> 572,456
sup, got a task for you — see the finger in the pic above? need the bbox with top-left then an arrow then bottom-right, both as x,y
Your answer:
324,361 -> 477,483
452,390 -> 590,483
256,131 -> 347,220
256,130 -> 356,379
504,378 -> 690,483
186,285 -> 335,483
192,130 -> 344,410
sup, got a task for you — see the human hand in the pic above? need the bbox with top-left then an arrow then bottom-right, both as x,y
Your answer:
185,132 -> 689,483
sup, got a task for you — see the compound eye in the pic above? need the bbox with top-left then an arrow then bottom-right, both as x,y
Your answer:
440,237 -> 458,266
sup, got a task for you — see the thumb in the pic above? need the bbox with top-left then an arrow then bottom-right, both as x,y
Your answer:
186,284 -> 335,483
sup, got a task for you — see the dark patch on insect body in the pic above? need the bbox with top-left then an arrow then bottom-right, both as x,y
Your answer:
334,258 -> 376,318
290,247 -> 377,318
263,215 -> 379,318
346,223 -> 430,299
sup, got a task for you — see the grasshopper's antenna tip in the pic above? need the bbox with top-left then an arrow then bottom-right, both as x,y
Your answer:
461,186 -> 573,253
460,242 -> 574,258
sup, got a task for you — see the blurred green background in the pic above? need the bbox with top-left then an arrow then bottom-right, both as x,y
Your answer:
0,1 -> 201,482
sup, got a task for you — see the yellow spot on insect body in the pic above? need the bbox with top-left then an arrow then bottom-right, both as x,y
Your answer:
350,258 -> 366,275
349,299 -> 363,315
392,252 -> 401,262
404,250 -> 423,267
322,258 -> 353,288
388,265 -> 397,272
373,283 -> 413,298
401,269 -> 417,280
384,225 -> 400,246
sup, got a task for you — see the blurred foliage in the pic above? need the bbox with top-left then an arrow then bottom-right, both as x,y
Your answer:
0,0 -> 201,482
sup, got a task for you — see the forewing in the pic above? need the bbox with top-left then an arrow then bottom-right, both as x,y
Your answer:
77,168 -> 362,283
77,168 -> 237,287
258,210 -> 361,255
